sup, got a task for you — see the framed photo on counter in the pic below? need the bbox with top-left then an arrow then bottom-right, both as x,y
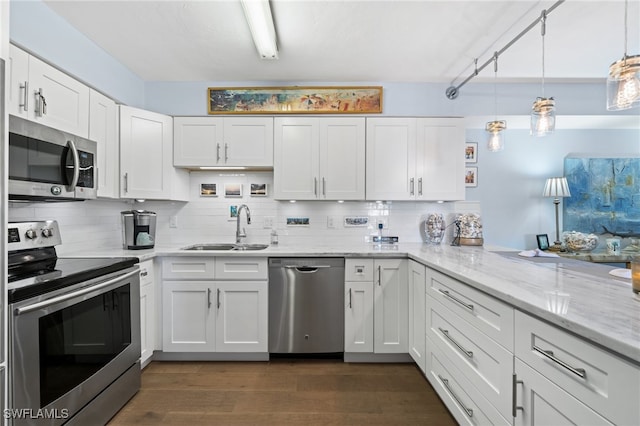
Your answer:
536,234 -> 550,250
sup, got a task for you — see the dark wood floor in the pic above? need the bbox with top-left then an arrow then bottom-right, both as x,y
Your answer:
108,359 -> 456,425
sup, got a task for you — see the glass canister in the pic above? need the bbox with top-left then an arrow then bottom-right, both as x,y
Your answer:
457,213 -> 484,246
632,256 -> 640,295
424,213 -> 446,244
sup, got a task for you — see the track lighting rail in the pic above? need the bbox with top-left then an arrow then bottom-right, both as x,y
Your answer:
445,0 -> 565,100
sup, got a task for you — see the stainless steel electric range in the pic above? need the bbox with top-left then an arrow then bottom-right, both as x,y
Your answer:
7,220 -> 141,425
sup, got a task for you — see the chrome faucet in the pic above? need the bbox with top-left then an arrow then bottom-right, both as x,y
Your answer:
235,204 -> 252,244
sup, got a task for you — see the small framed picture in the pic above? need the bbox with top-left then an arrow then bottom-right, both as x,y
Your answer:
465,142 -> 478,163
224,183 -> 243,198
536,234 -> 550,251
250,183 -> 268,197
229,205 -> 238,219
465,167 -> 478,187
200,183 -> 217,197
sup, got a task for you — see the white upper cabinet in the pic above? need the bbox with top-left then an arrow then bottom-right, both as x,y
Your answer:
173,116 -> 273,168
365,118 -> 416,200
89,89 -> 119,199
120,105 -> 189,201
8,44 -> 90,137
366,117 -> 465,201
274,117 -> 365,200
416,118 -> 465,201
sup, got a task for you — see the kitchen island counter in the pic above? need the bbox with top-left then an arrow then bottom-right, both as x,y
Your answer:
64,242 -> 640,364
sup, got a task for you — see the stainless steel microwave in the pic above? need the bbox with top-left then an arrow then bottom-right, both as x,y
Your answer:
8,115 -> 97,201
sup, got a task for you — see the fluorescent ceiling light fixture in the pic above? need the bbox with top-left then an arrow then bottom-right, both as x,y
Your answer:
240,0 -> 278,59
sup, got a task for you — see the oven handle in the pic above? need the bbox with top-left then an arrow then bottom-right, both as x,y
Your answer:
14,269 -> 139,316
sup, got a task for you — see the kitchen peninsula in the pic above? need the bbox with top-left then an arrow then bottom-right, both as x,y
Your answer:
68,242 -> 640,426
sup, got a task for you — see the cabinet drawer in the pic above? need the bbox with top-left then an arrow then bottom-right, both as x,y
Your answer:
139,259 -> 154,287
345,259 -> 374,282
427,296 -> 513,421
426,335 -> 511,426
162,257 -> 215,280
214,257 -> 267,280
515,310 -> 640,426
426,267 -> 513,350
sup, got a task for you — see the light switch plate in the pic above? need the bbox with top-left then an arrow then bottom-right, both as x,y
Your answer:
263,216 -> 274,229
169,216 -> 178,228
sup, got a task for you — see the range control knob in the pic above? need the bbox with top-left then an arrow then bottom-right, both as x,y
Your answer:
25,229 -> 37,240
41,228 -> 54,238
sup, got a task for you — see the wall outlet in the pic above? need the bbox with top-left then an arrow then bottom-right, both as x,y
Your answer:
263,216 -> 274,229
327,215 -> 340,229
169,216 -> 178,228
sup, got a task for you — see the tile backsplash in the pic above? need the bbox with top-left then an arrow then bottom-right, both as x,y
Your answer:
9,172 -> 480,255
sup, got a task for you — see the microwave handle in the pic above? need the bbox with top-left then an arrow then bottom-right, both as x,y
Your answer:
66,140 -> 80,192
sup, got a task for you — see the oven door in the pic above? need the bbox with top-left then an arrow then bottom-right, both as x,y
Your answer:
9,267 -> 140,425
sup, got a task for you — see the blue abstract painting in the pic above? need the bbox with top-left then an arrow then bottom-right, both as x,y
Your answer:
563,156 -> 640,237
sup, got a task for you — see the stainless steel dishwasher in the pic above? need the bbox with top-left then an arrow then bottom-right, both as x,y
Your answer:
269,258 -> 345,354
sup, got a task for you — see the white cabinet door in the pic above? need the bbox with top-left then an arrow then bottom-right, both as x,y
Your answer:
8,45 -> 90,137
215,281 -> 268,352
27,54 -> 90,137
374,259 -> 408,353
319,118 -> 365,200
515,359 -> 614,426
273,117 -> 320,200
416,118 -> 465,201
223,117 -> 273,167
173,116 -> 222,167
344,281 -> 374,353
174,117 -> 273,168
120,106 -> 189,201
8,44 -> 29,118
365,118 -> 416,200
89,89 -> 119,198
408,261 -> 426,372
162,281 -> 215,352
139,260 -> 155,365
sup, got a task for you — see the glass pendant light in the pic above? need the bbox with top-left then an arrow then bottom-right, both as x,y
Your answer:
486,53 -> 506,152
607,0 -> 640,111
531,10 -> 556,136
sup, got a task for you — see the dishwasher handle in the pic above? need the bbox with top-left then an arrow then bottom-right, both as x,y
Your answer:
283,265 -> 331,273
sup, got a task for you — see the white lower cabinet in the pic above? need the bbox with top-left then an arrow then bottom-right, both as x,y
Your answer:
139,260 -> 155,366
514,358 -> 613,426
426,335 -> 511,425
374,259 -> 408,353
514,310 -> 640,426
163,281 -> 216,352
344,281 -> 374,352
215,281 -> 268,352
161,257 -> 268,354
344,258 -> 408,354
408,260 -> 426,372
424,265 -> 514,423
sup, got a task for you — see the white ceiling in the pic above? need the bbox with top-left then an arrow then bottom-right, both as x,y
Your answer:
43,0 -> 640,84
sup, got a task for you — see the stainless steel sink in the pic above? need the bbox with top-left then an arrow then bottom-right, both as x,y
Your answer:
181,243 -> 268,251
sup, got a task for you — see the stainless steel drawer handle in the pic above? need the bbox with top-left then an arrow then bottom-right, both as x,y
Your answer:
20,81 -> 29,111
216,143 -> 221,162
438,374 -> 473,418
207,288 -> 212,309
438,327 -> 473,358
438,289 -> 474,311
532,345 -> 586,378
348,288 -> 352,309
217,288 -> 221,309
512,374 -> 524,418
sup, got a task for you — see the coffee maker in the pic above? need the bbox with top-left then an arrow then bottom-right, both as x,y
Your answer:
121,210 -> 157,250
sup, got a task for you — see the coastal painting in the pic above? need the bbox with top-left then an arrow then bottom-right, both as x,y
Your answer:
208,86 -> 382,114
563,156 -> 640,237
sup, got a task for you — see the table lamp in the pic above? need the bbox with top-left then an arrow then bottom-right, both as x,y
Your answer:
543,177 -> 571,251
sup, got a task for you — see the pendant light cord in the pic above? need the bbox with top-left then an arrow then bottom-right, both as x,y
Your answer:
541,11 -> 547,97
623,0 -> 628,62
493,52 -> 499,120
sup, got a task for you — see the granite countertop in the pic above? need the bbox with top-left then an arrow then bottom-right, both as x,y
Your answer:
64,242 -> 640,364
